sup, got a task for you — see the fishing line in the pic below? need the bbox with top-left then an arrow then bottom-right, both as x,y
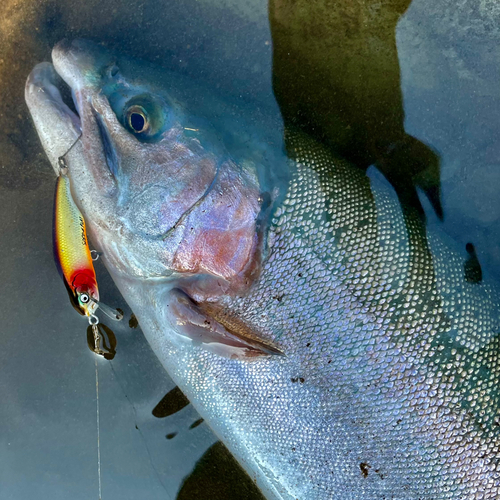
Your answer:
95,356 -> 102,500
57,133 -> 82,174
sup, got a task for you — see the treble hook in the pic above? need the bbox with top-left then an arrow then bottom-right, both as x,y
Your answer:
87,322 -> 117,360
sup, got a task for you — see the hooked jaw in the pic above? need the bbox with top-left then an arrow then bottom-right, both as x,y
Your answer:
26,40 -> 119,198
25,61 -> 81,172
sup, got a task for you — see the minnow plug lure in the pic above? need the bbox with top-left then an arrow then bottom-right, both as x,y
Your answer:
54,142 -> 122,358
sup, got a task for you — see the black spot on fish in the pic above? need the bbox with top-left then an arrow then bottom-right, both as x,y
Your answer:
291,377 -> 298,383
129,313 -> 139,328
152,386 -> 190,418
464,242 -> 482,284
189,418 -> 204,429
166,432 -> 178,440
176,442 -> 265,500
360,462 -> 371,478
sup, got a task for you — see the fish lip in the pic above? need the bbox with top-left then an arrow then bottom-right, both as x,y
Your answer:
25,61 -> 82,173
25,61 -> 82,125
51,40 -> 88,117
52,38 -> 116,93
51,39 -> 98,119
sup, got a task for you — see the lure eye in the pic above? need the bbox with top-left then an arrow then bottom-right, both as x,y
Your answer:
80,293 -> 90,304
126,105 -> 149,134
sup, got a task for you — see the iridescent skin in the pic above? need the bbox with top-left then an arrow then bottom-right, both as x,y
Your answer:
26,40 -> 500,499
54,173 -> 99,316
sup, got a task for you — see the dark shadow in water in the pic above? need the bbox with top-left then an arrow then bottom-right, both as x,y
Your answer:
269,0 -> 442,220
176,441 -> 266,500
464,242 -> 483,284
152,386 -> 191,418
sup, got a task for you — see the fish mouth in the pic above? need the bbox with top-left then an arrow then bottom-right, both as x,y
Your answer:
25,60 -> 82,174
26,39 -> 121,201
25,39 -> 117,175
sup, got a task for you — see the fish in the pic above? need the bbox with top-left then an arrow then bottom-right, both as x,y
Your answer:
25,39 -> 500,499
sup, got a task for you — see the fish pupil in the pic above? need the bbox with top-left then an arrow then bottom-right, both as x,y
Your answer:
130,112 -> 146,132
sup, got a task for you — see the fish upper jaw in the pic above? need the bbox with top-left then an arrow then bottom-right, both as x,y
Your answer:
52,39 -> 116,93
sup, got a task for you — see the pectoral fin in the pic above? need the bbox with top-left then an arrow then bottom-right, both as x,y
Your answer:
168,288 -> 283,359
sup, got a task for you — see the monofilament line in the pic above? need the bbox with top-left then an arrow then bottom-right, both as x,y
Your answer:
95,357 -> 102,500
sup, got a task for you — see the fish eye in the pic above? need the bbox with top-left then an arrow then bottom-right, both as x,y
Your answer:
114,93 -> 169,142
126,105 -> 149,134
80,293 -> 90,304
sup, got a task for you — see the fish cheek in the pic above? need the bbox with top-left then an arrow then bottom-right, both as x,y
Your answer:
170,167 -> 263,286
172,227 -> 258,281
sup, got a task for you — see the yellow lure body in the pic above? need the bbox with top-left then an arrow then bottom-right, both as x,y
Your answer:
53,174 -> 99,316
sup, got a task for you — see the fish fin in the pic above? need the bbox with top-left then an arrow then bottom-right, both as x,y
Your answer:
168,289 -> 284,359
378,135 -> 443,221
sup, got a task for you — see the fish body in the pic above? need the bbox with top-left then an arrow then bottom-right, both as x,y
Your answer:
25,40 -> 500,499
53,172 -> 99,316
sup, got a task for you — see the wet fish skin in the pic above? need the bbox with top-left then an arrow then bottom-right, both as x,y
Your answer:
25,40 -> 500,499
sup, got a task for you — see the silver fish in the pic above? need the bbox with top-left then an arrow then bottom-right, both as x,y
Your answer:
26,40 -> 500,499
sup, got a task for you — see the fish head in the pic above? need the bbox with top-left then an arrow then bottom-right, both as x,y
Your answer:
28,39 -> 279,290
27,39 -> 287,358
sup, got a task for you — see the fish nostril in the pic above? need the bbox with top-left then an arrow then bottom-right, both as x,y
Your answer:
108,64 -> 119,78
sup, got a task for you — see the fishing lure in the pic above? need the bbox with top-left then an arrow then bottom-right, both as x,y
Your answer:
54,143 -> 122,358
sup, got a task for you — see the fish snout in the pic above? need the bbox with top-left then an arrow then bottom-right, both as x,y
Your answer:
52,39 -> 115,92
